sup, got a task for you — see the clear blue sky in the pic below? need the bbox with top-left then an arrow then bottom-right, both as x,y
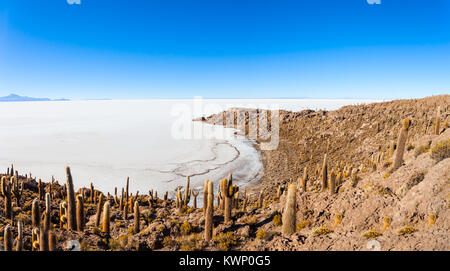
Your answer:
0,0 -> 449,99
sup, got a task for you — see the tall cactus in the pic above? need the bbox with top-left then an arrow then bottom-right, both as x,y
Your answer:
134,201 -> 140,234
435,106 -> 441,135
183,176 -> 191,207
95,193 -> 104,227
44,193 -> 51,231
258,189 -> 264,209
11,176 -> 23,206
39,226 -> 49,251
329,170 -> 336,195
123,202 -> 128,220
16,220 -> 23,251
192,189 -> 199,209
32,198 -> 40,228
282,184 -> 297,235
1,177 -> 12,219
59,202 -> 67,229
49,231 -> 56,251
119,188 -> 124,211
204,180 -> 214,242
76,194 -> 85,231
176,188 -> 184,212
301,167 -> 308,192
102,201 -> 111,235
90,182 -> 94,203
4,224 -> 13,251
31,228 -> 39,251
38,179 -> 44,200
65,166 -> 77,230
389,141 -> 396,158
392,118 -> 411,171
114,187 -> 118,205
221,174 -> 238,224
126,177 -> 130,203
321,154 -> 328,190
203,180 -> 208,212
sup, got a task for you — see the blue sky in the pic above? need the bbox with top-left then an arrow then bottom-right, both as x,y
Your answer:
0,0 -> 449,99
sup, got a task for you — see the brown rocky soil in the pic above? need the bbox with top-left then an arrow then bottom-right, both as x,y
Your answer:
0,95 -> 448,251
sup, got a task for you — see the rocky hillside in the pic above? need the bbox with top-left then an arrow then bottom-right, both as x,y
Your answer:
0,95 -> 448,251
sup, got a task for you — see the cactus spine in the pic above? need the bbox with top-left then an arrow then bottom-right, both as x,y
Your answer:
65,166 -> 77,230
32,198 -> 40,228
102,201 -> 111,235
204,180 -> 214,242
282,184 -> 297,235
76,194 -> 85,231
321,154 -> 328,190
4,224 -> 13,251
134,201 -> 140,234
435,106 -> 441,135
392,118 -> 411,171
95,193 -> 104,227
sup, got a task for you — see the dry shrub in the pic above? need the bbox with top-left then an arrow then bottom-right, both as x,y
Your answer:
430,139 -> 450,162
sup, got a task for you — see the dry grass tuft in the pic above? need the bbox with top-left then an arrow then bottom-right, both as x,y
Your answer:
312,225 -> 332,236
398,225 -> 418,235
430,139 -> 450,162
362,228 -> 381,239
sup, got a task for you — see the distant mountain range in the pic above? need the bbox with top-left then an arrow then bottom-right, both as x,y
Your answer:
0,94 -> 70,102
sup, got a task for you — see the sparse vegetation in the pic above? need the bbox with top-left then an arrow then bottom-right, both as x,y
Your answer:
297,220 -> 311,231
398,225 -> 418,235
428,214 -> 437,227
256,229 -> 267,240
362,228 -> 381,239
414,142 -> 431,157
312,226 -> 332,236
213,232 -> 238,251
272,214 -> 282,227
430,139 -> 450,162
180,221 -> 193,235
382,217 -> 391,232
0,95 -> 447,251
334,213 -> 343,228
